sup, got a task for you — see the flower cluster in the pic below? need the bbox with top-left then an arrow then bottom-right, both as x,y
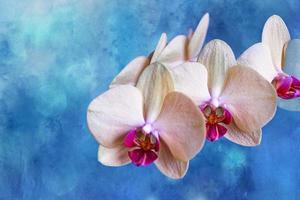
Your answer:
87,14 -> 300,179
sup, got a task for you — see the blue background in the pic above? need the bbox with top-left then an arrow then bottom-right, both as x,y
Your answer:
1,0 -> 300,199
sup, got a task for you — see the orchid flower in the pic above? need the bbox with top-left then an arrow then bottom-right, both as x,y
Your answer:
110,13 -> 209,88
238,15 -> 300,111
171,39 -> 277,146
87,62 -> 206,179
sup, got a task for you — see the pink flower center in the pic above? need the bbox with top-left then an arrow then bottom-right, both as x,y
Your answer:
272,74 -> 300,99
123,126 -> 159,166
200,104 -> 233,142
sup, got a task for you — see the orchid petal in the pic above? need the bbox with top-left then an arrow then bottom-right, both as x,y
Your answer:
188,13 -> 209,60
262,15 -> 291,68
171,62 -> 211,105
224,124 -> 262,146
275,75 -> 293,95
206,124 -> 227,142
128,149 -> 158,166
220,66 -> 277,132
187,28 -> 193,40
151,33 -> 167,63
283,39 -> 300,78
277,97 -> 300,111
123,129 -> 137,148
198,39 -> 237,98
110,56 -> 150,88
87,85 -> 145,147
155,140 -> 188,179
128,149 -> 143,166
154,92 -> 206,161
136,62 -> 174,123
98,145 -> 130,166
238,43 -> 277,82
158,35 -> 188,68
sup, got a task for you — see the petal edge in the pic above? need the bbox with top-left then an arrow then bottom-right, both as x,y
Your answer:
220,66 -> 277,132
154,92 -> 206,161
87,85 -> 145,147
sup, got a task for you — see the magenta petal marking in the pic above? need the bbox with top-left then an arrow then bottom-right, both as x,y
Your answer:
128,149 -> 158,166
143,151 -> 158,166
206,124 -> 228,142
124,127 -> 160,166
128,149 -> 145,166
291,76 -> 300,86
216,124 -> 227,138
291,76 -> 300,98
222,108 -> 233,125
124,129 -> 137,148
276,75 -> 293,94
155,142 -> 159,152
206,124 -> 218,141
273,74 -> 300,99
202,104 -> 232,142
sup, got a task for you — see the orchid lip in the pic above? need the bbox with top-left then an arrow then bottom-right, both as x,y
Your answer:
272,73 -> 300,99
200,104 -> 233,142
124,126 -> 160,167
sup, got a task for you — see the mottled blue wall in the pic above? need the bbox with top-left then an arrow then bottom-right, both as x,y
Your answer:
0,0 -> 300,199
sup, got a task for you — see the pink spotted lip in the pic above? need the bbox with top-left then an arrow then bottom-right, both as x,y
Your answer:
123,125 -> 160,166
200,104 -> 233,142
272,74 -> 300,99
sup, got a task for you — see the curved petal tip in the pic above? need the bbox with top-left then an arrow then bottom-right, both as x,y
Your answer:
188,13 -> 210,60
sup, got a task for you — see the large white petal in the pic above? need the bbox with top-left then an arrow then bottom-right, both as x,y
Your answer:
110,56 -> 150,88
154,92 -> 206,162
262,15 -> 291,68
171,62 -> 211,105
238,43 -> 277,82
151,33 -> 167,63
87,85 -> 145,147
155,140 -> 189,179
198,39 -> 236,98
225,124 -> 262,146
220,66 -> 277,132
188,13 -> 209,60
158,35 -> 188,69
98,145 -> 130,166
136,62 -> 174,123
